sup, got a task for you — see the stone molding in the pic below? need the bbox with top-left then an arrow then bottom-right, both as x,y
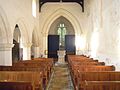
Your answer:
0,43 -> 14,51
22,43 -> 32,48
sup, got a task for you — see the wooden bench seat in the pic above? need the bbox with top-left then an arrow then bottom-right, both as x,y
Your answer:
0,81 -> 33,90
73,71 -> 120,90
71,65 -> 115,78
71,65 -> 115,90
72,65 -> 115,73
0,71 -> 43,90
78,71 -> 120,81
0,66 -> 48,88
79,81 -> 120,90
70,61 -> 105,65
13,59 -> 54,77
67,55 -> 119,90
0,58 -> 54,89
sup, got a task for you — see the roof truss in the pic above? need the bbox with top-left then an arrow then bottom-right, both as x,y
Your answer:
39,0 -> 84,12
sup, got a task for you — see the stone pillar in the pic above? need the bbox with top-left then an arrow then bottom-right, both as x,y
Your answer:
22,43 -> 32,60
0,43 -> 14,66
33,47 -> 40,58
42,33 -> 48,58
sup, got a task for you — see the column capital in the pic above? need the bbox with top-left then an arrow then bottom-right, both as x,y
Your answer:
32,42 -> 40,47
32,44 -> 40,47
22,43 -> 32,48
0,43 -> 14,51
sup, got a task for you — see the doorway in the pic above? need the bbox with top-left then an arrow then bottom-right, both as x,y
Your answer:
48,35 -> 75,60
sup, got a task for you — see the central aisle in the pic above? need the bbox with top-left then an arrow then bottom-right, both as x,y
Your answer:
47,63 -> 74,90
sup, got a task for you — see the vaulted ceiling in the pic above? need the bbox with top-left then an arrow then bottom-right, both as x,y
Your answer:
39,0 -> 84,12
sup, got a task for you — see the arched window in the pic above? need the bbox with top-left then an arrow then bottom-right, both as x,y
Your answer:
32,0 -> 36,17
57,23 -> 66,49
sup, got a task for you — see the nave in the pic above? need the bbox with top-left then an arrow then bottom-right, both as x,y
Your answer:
47,63 -> 74,90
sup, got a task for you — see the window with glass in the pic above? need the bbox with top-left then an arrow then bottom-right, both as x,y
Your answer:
57,23 -> 66,49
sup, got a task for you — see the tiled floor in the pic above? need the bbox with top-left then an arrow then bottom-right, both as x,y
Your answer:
47,63 -> 74,90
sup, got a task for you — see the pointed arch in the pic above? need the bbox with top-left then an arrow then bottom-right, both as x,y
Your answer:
0,6 -> 11,43
48,16 -> 75,35
42,8 -> 82,36
13,24 -> 21,42
15,18 -> 30,44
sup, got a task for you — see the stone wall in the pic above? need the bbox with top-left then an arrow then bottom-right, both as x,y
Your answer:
83,0 -> 120,70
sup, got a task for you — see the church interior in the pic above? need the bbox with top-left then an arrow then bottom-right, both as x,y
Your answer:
0,0 -> 120,90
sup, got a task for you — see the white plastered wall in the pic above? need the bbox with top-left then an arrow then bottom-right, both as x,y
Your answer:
82,0 -> 120,70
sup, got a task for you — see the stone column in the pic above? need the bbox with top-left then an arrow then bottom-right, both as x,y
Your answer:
42,33 -> 48,58
0,43 -> 14,66
33,47 -> 40,58
22,43 -> 32,60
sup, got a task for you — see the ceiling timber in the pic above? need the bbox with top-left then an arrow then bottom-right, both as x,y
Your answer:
39,0 -> 84,12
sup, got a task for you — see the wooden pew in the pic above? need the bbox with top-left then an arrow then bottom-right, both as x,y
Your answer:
32,58 -> 54,74
0,58 -> 54,90
0,71 -> 43,90
67,55 -> 120,90
13,60 -> 53,83
75,71 -> 120,90
0,58 -> 54,89
70,61 -> 105,65
0,66 -> 47,89
71,65 -> 115,79
14,58 -> 54,78
0,81 -> 33,90
67,55 -> 97,62
72,65 -> 115,90
78,71 -> 120,81
75,65 -> 115,71
79,81 -> 120,90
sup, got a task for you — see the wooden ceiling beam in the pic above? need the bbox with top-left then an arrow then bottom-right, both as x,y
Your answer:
39,0 -> 84,12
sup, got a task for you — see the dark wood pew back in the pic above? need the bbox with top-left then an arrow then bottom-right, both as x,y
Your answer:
0,82 -> 33,90
79,81 -> 120,90
0,71 -> 43,90
78,71 -> 120,81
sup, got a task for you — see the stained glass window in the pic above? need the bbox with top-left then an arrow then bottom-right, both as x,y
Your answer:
57,23 -> 66,49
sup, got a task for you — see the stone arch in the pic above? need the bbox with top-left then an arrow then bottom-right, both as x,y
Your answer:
12,24 -> 21,62
40,8 -> 82,57
48,16 -> 75,35
0,6 -> 11,44
15,18 -> 30,45
42,8 -> 82,36
13,24 -> 21,42
13,19 -> 32,60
